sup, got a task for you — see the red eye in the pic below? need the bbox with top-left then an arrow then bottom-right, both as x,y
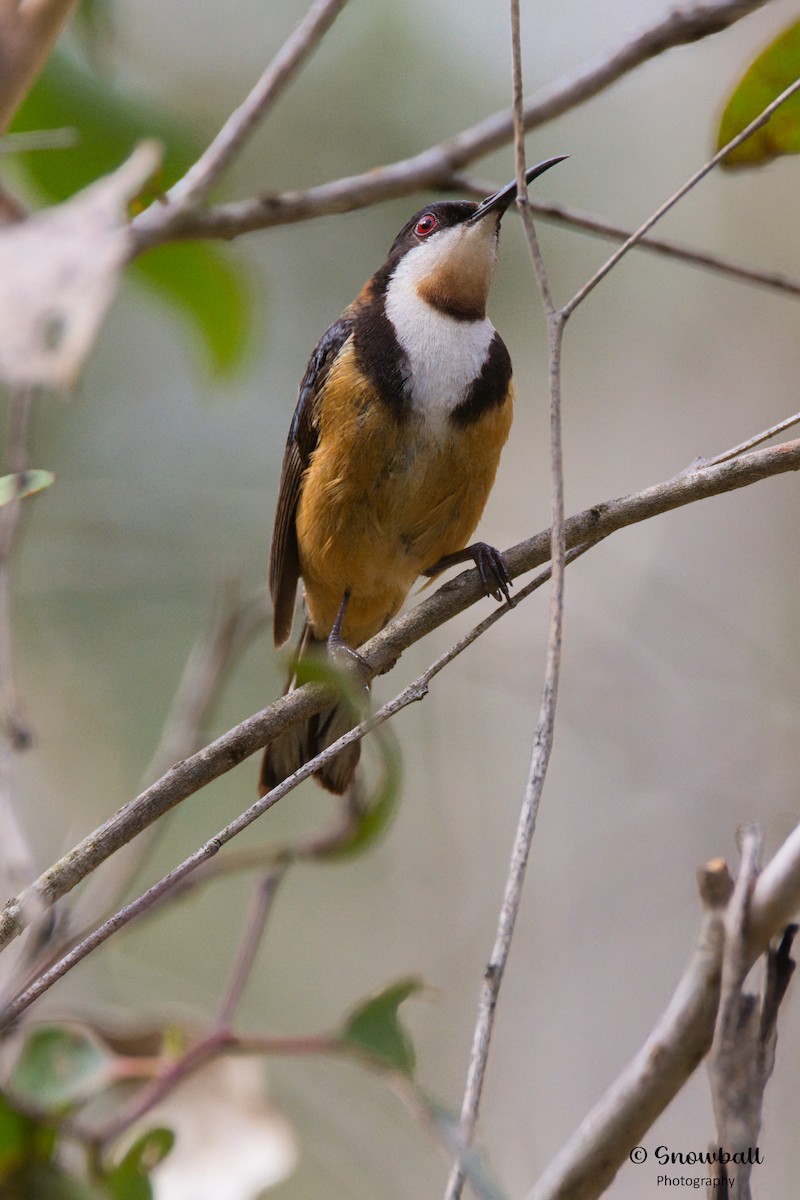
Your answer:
415,213 -> 438,238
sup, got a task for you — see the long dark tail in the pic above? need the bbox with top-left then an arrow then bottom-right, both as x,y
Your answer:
258,624 -> 362,797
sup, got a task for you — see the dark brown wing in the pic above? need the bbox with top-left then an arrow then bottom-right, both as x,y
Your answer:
269,316 -> 353,645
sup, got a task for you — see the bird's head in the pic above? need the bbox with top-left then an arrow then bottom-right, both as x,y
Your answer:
377,156 -> 566,321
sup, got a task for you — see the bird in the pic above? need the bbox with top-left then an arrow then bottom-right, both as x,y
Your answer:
259,156 -> 566,798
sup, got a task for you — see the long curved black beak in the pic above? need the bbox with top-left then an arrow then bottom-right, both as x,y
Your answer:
468,155 -> 568,224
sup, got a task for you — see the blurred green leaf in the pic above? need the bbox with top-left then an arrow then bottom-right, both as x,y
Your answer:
0,1091 -> 36,1181
0,470 -> 54,507
717,20 -> 800,166
340,978 -> 422,1075
10,1026 -> 115,1111
21,1161 -> 106,1200
322,733 -> 402,860
291,647 -> 402,858
292,647 -> 370,717
106,1128 -> 174,1200
10,51 -> 251,373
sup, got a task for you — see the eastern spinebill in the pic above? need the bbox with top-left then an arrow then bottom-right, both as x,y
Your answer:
259,156 -> 566,797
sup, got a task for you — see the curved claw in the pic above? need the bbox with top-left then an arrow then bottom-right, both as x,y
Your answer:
473,542 -> 515,607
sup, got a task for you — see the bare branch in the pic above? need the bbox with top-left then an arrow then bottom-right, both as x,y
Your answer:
445,8 -> 567,1194
706,827 -> 768,1200
0,554 -> 576,1026
131,0 -> 771,252
694,411 -> 800,468
526,818 -> 800,1200
748,820 -> 800,955
528,199 -> 800,300
526,858 -> 734,1200
166,0 -> 348,208
83,1028 -> 339,1148
1,436 -> 800,957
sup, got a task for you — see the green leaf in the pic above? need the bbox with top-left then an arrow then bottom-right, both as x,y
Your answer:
340,978 -> 422,1075
321,732 -> 402,860
0,1091 -> 36,1181
9,50 -> 251,373
106,1128 -> 174,1200
10,1026 -> 115,1111
0,471 -> 54,507
291,650 -> 371,726
717,20 -> 800,166
22,1161 -> 106,1200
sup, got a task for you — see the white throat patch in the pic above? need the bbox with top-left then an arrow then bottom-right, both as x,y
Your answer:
384,240 -> 495,437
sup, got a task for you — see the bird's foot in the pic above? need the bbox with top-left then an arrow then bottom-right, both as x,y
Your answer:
327,591 -> 371,685
424,541 -> 515,607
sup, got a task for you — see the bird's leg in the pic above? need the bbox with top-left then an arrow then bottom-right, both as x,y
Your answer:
327,590 -> 371,682
423,542 -> 515,606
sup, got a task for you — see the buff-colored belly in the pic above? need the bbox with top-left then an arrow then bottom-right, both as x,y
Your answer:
296,344 -> 512,645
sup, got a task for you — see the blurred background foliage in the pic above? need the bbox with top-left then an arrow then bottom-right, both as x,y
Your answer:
3,0 -> 800,1196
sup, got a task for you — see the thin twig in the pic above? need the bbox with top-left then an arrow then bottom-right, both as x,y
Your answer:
106,790 -> 366,918
0,387 -> 34,749
82,1029 -> 340,1147
0,388 -> 37,898
130,0 -> 770,252
693,410 -> 800,468
707,827 -> 764,1200
0,388 -> 49,992
2,435 -> 800,957
166,0 -> 348,208
217,869 -> 285,1028
527,198 -> 800,300
445,5 -> 567,1194
563,73 -> 800,317
85,1030 -> 228,1148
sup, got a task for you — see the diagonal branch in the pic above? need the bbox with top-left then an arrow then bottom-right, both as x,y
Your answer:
527,858 -> 735,1200
1,436 -> 800,956
0,551 -> 591,1029
526,827 -> 800,1200
131,0 -> 772,252
525,198 -> 800,301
